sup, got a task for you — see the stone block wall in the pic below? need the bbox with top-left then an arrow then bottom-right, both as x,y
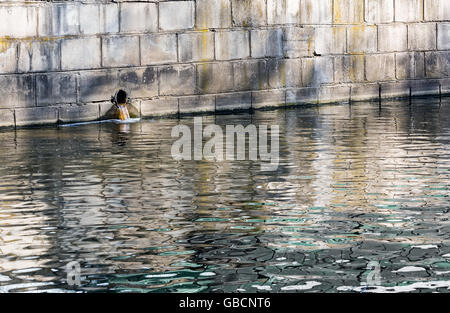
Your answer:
0,0 -> 449,126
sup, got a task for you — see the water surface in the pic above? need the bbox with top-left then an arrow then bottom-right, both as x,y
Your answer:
1,98 -> 450,293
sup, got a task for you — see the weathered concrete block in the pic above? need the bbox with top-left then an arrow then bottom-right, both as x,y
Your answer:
283,27 -> 315,58
267,0 -> 300,24
197,62 -> 234,93
15,107 -> 58,126
80,3 -> 119,35
351,83 -> 380,101
59,104 -> 100,123
437,23 -> 450,50
0,42 -> 18,73
267,59 -> 302,88
39,4 -> 79,36
37,6 -> 52,36
232,0 -> 266,27
118,67 -> 158,99
335,55 -> 365,82
365,54 -> 396,81
424,0 -> 450,21
54,4 -> 80,35
300,0 -> 332,24
37,6 -> 51,37
196,0 -> 231,29
101,4 -> 120,34
61,37 -> 101,70
441,78 -> 450,95
141,34 -> 178,65
283,26 -> 313,42
215,31 -> 250,60
216,92 -> 252,112
0,109 -> 14,127
408,23 -> 436,51
315,26 -> 346,55
159,65 -> 196,96
286,88 -> 319,105
395,0 -> 423,22
378,24 -> 407,52
319,85 -> 351,103
302,57 -> 334,87
396,52 -> 425,79
0,6 -> 38,37
120,2 -> 157,33
333,0 -> 364,24
160,1 -> 195,31
347,25 -> 377,53
233,60 -> 268,91
179,95 -> 215,114
252,90 -> 286,109
425,52 -> 450,78
102,36 -> 140,68
380,81 -> 410,98
365,0 -> 394,24
251,29 -> 283,58
79,70 -> 119,103
18,41 -> 60,73
36,73 -> 77,106
0,75 -> 34,109
178,31 -> 215,62
141,98 -> 179,117
80,4 -> 101,35
410,79 -> 440,97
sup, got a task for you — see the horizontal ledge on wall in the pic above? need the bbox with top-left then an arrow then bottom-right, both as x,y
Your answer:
0,81 -> 448,129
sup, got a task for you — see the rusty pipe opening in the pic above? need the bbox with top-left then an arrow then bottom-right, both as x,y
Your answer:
111,89 -> 129,106
111,89 -> 131,120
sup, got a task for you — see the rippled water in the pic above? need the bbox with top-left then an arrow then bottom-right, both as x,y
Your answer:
1,98 -> 450,293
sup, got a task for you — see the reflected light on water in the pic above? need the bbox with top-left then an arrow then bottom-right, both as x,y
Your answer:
0,98 -> 450,292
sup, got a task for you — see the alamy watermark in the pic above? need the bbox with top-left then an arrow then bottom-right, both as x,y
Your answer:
361,260 -> 381,292
66,261 -> 81,287
65,234 -> 119,287
171,117 -> 280,171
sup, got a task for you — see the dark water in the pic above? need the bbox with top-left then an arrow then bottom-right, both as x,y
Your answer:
1,98 -> 450,293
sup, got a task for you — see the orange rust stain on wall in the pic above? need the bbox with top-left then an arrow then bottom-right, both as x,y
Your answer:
349,55 -> 364,82
0,38 -> 12,53
333,0 -> 342,24
201,29 -> 209,62
280,61 -> 286,87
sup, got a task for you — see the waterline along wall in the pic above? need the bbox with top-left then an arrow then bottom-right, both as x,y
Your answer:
0,0 -> 449,127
